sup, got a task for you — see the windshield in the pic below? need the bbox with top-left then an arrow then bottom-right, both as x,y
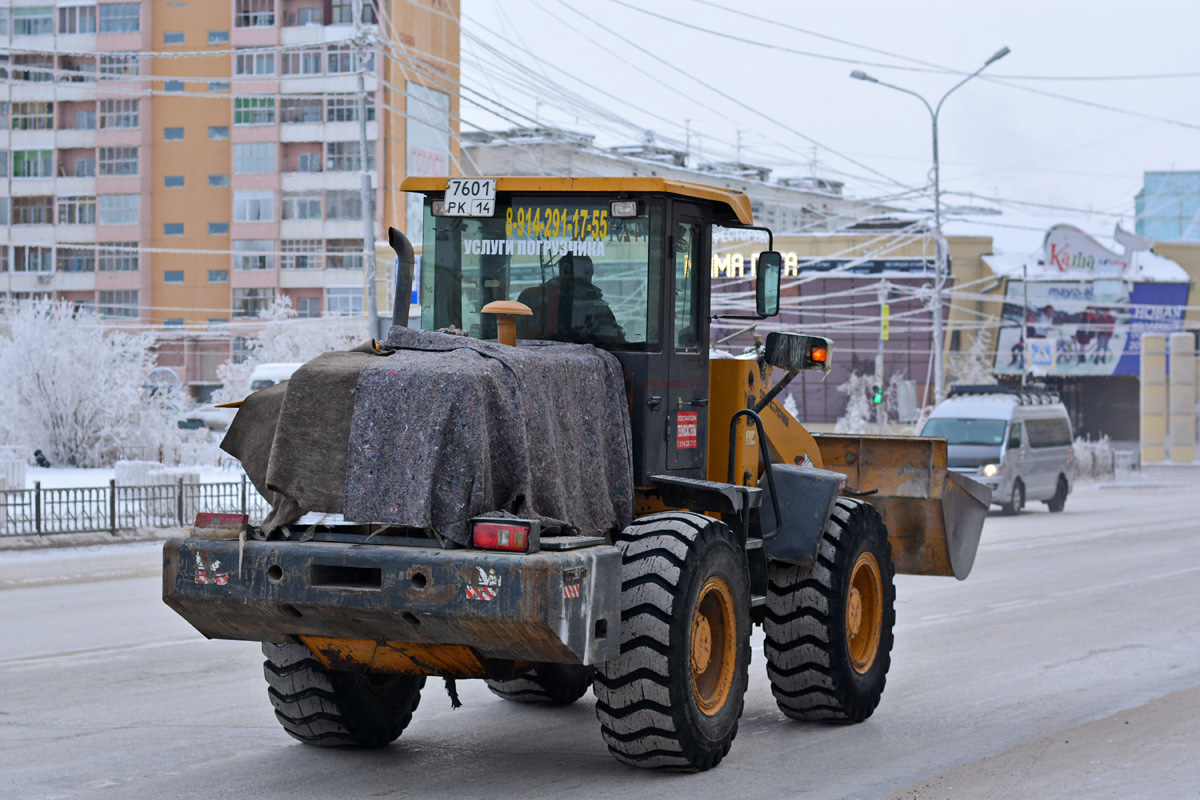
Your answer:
921,417 -> 1008,446
420,195 -> 663,349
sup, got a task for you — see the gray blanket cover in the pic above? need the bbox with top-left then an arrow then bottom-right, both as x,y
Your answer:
221,328 -> 633,545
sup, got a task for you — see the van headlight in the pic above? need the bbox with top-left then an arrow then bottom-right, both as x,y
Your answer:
982,463 -> 998,477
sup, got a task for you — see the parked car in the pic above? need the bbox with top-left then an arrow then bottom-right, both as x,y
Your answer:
921,385 -> 1075,515
249,362 -> 303,391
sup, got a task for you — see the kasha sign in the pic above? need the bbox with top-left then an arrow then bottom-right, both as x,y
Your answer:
1043,224 -> 1128,275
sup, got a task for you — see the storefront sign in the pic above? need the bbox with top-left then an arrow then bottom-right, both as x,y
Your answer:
1043,224 -> 1128,275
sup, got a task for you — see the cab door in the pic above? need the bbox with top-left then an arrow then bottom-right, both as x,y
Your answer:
665,204 -> 709,474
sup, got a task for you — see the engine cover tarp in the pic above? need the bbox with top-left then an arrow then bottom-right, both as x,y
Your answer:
222,329 -> 633,545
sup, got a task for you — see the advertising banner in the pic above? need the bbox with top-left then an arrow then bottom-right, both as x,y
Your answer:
994,280 -> 1189,377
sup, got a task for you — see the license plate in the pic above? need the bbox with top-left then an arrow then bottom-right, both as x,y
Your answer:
444,178 -> 496,216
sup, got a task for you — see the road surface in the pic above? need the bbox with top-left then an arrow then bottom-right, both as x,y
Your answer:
2,473 -> 1198,799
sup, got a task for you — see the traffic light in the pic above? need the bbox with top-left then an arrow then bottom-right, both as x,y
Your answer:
871,384 -> 883,405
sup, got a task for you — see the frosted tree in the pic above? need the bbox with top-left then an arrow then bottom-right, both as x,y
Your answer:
946,329 -> 997,387
213,297 -> 365,402
834,372 -> 875,434
0,300 -> 174,467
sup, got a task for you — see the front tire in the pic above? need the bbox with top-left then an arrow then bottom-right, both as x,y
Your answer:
594,512 -> 751,771
263,642 -> 424,747
764,498 -> 896,723
486,663 -> 595,705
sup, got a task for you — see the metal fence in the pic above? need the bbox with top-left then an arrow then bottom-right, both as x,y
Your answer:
0,477 -> 271,537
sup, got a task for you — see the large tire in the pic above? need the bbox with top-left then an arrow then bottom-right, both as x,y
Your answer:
486,663 -> 596,705
1000,479 -> 1024,516
594,512 -> 751,772
1046,476 -> 1068,513
262,642 -> 424,747
764,497 -> 896,723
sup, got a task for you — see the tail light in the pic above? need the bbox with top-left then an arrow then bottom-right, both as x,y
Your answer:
471,518 -> 541,553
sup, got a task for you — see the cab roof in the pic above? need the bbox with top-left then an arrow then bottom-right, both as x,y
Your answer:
400,176 -> 754,226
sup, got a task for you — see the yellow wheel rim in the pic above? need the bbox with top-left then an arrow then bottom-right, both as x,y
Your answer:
846,551 -> 883,674
690,576 -> 737,715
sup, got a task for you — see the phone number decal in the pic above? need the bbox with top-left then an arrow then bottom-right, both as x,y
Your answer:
505,206 -> 609,240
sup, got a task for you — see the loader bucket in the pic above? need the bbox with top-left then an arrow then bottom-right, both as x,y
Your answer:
813,434 -> 991,580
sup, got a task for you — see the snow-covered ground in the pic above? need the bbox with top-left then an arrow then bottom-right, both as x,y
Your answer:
22,464 -> 246,489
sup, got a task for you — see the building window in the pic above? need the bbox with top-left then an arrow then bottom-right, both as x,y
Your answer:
280,97 -> 322,124
234,51 -> 275,77
57,195 -> 97,225
13,246 -> 54,272
281,239 -> 322,269
57,247 -> 96,273
74,110 -> 97,130
98,242 -> 139,272
234,0 -> 274,28
208,174 -> 230,187
296,297 -> 320,317
163,126 -> 184,141
99,54 -> 139,77
98,194 -> 139,225
325,190 -> 362,220
12,196 -> 54,225
98,290 -> 139,319
234,191 -> 275,222
163,79 -> 184,92
207,80 -> 230,92
99,98 -> 139,128
164,175 -> 184,188
0,197 -> 7,226
59,5 -> 98,34
208,222 -> 229,235
234,97 -> 275,126
163,270 -> 184,283
75,157 -> 97,177
208,125 -> 229,140
233,240 -> 275,270
233,288 -> 275,318
12,149 -> 54,179
288,7 -> 322,27
325,239 -> 362,270
233,142 -> 276,173
0,149 -> 6,178
162,318 -> 184,329
330,0 -> 354,25
208,30 -> 229,43
281,49 -> 322,76
326,141 -> 374,172
282,193 -> 321,221
98,146 -> 139,176
13,7 -> 55,36
98,3 -> 140,33
10,101 -> 54,130
163,223 -> 184,236
296,152 -> 323,173
326,44 -> 359,74
208,269 -> 229,283
326,94 -> 374,122
327,287 -> 363,317
163,31 -> 184,44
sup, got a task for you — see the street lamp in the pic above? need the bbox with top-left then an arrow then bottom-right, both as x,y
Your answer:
851,46 -> 1010,403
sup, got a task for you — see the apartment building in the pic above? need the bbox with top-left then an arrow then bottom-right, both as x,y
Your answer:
0,0 -> 460,393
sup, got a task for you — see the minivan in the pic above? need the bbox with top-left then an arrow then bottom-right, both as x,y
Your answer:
921,386 -> 1075,515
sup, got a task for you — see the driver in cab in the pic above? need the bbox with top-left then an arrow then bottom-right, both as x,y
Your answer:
516,254 -> 625,345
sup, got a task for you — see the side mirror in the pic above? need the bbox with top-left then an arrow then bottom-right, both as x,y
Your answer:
756,251 -> 782,317
764,332 -> 833,374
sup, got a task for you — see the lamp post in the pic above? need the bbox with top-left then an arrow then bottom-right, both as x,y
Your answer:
851,46 -> 1010,403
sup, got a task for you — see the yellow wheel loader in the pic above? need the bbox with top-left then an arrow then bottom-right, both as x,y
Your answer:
164,177 -> 990,772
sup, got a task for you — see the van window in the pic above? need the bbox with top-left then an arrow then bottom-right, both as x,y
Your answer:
1007,422 -> 1022,450
1026,417 -> 1072,448
921,418 -> 1007,445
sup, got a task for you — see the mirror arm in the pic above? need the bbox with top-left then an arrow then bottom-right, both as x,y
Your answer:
753,368 -> 800,414
737,225 -> 773,251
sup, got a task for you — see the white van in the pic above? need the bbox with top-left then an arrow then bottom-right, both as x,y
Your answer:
249,362 -> 303,391
921,386 -> 1075,515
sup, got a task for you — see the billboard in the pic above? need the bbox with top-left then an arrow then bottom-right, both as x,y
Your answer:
993,280 -> 1189,377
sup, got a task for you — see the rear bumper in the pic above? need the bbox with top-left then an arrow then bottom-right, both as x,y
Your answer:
163,538 -> 621,666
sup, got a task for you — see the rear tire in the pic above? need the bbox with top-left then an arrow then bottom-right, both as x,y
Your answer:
764,498 -> 895,723
262,642 -> 424,747
1046,476 -> 1068,513
486,664 -> 595,705
1000,480 -> 1024,516
594,512 -> 751,771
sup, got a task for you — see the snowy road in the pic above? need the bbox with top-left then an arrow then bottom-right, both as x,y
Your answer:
2,474 -> 1198,799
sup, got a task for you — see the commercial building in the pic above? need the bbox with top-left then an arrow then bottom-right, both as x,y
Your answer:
1135,171 -> 1200,242
0,0 -> 459,395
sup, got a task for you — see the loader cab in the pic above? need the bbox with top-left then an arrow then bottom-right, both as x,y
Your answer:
400,177 -> 780,485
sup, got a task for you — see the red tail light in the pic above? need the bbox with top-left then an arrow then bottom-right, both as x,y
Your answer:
471,518 -> 541,553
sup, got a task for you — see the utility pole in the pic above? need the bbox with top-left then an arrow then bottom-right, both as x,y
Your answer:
354,0 -> 378,339
876,281 -> 889,434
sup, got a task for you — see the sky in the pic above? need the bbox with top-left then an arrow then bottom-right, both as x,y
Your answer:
458,0 -> 1200,252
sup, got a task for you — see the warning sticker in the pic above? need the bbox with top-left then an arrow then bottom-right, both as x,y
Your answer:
677,412 -> 698,450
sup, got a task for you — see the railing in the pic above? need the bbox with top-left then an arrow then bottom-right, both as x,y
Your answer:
0,477 -> 271,537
